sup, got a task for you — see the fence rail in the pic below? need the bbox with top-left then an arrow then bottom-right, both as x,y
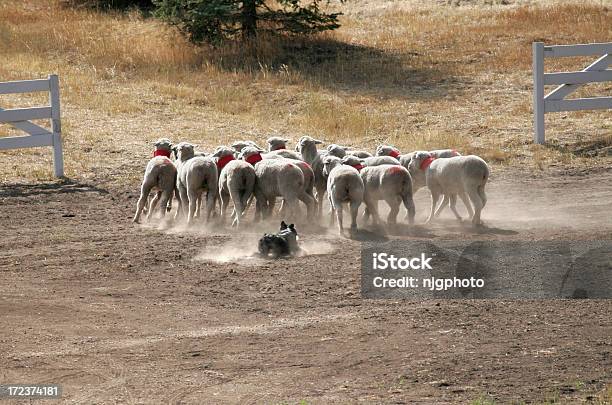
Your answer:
532,42 -> 612,144
0,74 -> 64,177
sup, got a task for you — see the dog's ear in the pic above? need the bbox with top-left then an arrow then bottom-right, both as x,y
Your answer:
289,224 -> 295,231
280,221 -> 287,229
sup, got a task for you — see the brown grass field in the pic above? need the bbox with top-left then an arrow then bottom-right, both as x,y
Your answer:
1,0 -> 611,403
0,0 -> 611,182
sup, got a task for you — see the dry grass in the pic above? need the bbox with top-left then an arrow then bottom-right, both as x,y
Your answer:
0,0 -> 610,182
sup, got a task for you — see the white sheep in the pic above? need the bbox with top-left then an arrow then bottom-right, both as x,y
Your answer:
407,151 -> 460,192
175,146 -> 219,224
347,150 -> 373,158
327,144 -> 373,159
375,145 -> 414,170
322,156 -> 364,234
326,144 -> 347,158
242,148 -> 314,215
231,140 -> 263,153
295,136 -> 328,217
410,153 -> 488,225
430,149 -> 461,158
133,138 -> 177,223
267,136 -> 289,151
342,154 -> 400,168
264,149 -> 303,160
212,146 -> 256,227
359,164 -> 416,225
240,146 -> 315,222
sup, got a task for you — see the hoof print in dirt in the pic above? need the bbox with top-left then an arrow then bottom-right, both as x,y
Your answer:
258,221 -> 300,259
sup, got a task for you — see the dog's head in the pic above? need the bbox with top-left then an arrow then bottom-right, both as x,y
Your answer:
280,221 -> 297,235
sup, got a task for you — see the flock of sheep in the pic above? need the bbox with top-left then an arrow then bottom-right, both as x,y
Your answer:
133,136 -> 490,235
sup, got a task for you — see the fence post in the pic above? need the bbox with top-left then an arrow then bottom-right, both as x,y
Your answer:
532,42 -> 545,144
48,74 -> 64,177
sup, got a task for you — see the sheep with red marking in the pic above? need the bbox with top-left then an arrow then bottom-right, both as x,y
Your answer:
322,155 -> 365,234
240,146 -> 315,222
409,152 -> 489,226
212,146 -> 256,227
175,144 -> 218,224
133,138 -> 177,223
375,145 -> 414,170
359,164 -> 416,226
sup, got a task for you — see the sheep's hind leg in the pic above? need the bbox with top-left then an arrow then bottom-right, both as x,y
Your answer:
459,192 -> 474,219
426,190 -> 441,224
335,202 -> 344,233
385,196 -> 401,226
434,194 -> 450,218
448,194 -> 463,222
158,189 -> 172,219
467,189 -> 484,226
349,200 -> 360,234
219,189 -> 230,224
133,181 -> 154,223
187,189 -> 200,224
147,191 -> 162,220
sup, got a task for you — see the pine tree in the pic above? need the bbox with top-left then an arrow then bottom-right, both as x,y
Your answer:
154,0 -> 343,43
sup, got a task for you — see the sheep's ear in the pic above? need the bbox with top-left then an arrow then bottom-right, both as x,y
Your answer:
314,139 -> 323,144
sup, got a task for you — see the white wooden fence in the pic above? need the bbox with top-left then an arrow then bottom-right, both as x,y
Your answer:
0,74 -> 64,177
532,42 -> 612,144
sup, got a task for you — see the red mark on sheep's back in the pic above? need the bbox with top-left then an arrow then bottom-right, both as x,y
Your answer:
216,154 -> 235,171
387,166 -> 405,175
389,150 -> 401,158
154,149 -> 171,158
420,157 -> 436,170
245,153 -> 262,166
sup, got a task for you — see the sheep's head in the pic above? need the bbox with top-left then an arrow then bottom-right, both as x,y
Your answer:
376,145 -> 401,158
154,138 -> 173,151
326,144 -> 347,158
239,146 -> 264,166
267,136 -> 289,151
173,142 -> 196,161
231,140 -> 262,153
212,146 -> 235,158
295,136 -> 322,153
322,155 -> 342,176
409,151 -> 433,172
341,155 -> 366,172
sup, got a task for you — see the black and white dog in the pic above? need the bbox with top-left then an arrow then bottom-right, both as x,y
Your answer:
258,221 -> 300,258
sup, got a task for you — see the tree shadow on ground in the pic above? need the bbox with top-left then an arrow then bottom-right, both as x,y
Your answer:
210,36 -> 463,100
0,178 -> 109,198
544,137 -> 612,158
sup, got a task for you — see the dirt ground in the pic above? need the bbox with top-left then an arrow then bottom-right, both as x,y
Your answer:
1,165 -> 611,404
